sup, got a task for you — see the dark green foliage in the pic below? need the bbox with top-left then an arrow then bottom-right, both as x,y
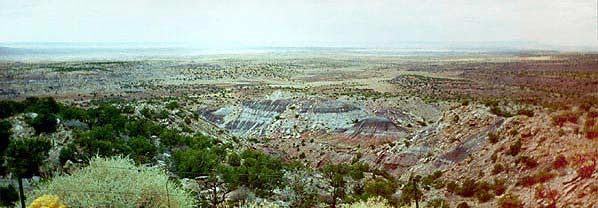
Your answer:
127,136 -> 157,164
0,184 -> 19,207
318,163 -> 374,205
166,101 -> 179,110
401,174 -> 423,206
87,105 -> 126,131
73,125 -> 130,159
321,163 -> 351,207
23,97 -> 59,115
171,135 -> 229,178
507,139 -> 522,156
5,138 -> 52,178
158,128 -> 187,148
140,108 -> 154,119
59,143 -> 78,165
157,110 -> 169,119
447,178 -> 496,202
58,104 -> 88,121
0,100 -> 24,119
173,147 -> 220,178
231,149 -> 285,197
362,178 -> 398,203
348,162 -> 370,181
421,171 -> 443,190
228,152 -> 241,167
126,119 -> 163,138
0,120 -> 11,153
27,113 -> 58,134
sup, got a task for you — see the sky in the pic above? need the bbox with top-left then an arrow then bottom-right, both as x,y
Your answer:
1,0 -> 597,49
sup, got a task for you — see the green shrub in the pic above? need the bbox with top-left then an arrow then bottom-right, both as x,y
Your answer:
425,198 -> 449,208
507,139 -> 522,156
456,202 -> 470,208
577,160 -> 596,179
126,119 -> 162,138
491,178 -> 507,196
516,169 -> 556,187
492,163 -> 504,174
87,105 -> 126,131
488,132 -> 500,144
140,108 -> 154,119
552,110 -> 580,126
456,178 -> 476,197
0,184 -> 19,207
28,156 -> 196,207
58,143 -> 78,165
73,125 -> 130,159
474,189 -> 494,203
126,136 -> 157,164
157,110 -> 169,119
27,113 -> 58,134
233,149 -> 286,197
172,147 -> 220,178
516,156 -> 538,169
490,106 -> 513,117
57,104 -> 88,121
446,181 -> 458,193
166,101 -> 179,110
552,154 -> 569,169
5,138 -> 52,178
23,97 -> 59,115
421,171 -> 443,190
498,193 -> 523,208
0,100 -> 24,119
0,120 -> 12,153
362,178 -> 398,202
516,109 -> 534,117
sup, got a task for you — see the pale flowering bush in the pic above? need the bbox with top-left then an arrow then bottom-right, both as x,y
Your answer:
28,194 -> 68,208
28,156 -> 196,207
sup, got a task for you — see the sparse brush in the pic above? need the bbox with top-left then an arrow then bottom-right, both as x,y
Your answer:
552,110 -> 581,126
239,200 -> 280,208
552,155 -> 568,169
516,109 -> 534,117
498,193 -> 524,208
488,132 -> 500,144
28,156 -> 196,207
341,196 -> 395,208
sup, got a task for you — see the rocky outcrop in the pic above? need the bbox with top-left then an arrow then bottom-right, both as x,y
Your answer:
199,95 -> 375,138
339,116 -> 408,146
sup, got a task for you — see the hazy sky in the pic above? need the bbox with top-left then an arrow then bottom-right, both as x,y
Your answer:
1,0 -> 597,48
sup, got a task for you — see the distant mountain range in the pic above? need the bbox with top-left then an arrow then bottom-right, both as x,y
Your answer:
0,41 -> 592,61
